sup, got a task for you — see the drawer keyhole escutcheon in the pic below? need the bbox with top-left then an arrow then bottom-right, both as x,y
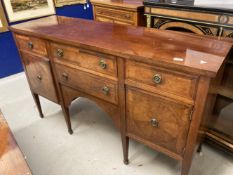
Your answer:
99,59 -> 107,69
62,73 -> 69,80
57,49 -> 64,58
37,75 -> 42,81
27,42 -> 33,49
102,86 -> 110,95
153,74 -> 162,84
150,118 -> 159,128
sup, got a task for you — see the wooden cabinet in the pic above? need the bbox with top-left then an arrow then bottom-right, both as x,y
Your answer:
10,16 -> 232,175
91,0 -> 146,26
144,0 -> 233,155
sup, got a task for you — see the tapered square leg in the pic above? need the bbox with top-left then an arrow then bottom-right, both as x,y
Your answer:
121,135 -> 129,165
31,93 -> 44,118
61,104 -> 73,135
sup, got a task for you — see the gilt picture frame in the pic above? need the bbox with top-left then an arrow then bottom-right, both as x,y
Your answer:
3,0 -> 56,22
54,0 -> 86,7
0,1 -> 8,33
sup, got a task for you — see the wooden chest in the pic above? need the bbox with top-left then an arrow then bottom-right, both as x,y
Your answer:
91,0 -> 146,26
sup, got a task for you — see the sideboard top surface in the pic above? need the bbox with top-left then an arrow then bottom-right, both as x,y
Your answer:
143,0 -> 233,13
10,16 -> 232,77
91,0 -> 144,9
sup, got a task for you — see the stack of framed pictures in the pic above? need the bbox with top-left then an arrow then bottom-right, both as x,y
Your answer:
3,0 -> 56,22
0,1 -> 8,33
0,0 -> 87,33
54,0 -> 86,7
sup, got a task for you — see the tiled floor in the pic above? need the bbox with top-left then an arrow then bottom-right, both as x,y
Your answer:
0,73 -> 232,175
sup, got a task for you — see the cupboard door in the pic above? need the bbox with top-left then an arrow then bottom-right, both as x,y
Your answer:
126,88 -> 192,155
21,52 -> 58,103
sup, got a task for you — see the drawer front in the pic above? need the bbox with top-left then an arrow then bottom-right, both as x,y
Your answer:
55,63 -> 118,105
15,34 -> 47,56
126,88 -> 192,155
96,16 -> 114,23
21,52 -> 58,103
51,43 -> 117,77
95,6 -> 134,22
126,61 -> 197,99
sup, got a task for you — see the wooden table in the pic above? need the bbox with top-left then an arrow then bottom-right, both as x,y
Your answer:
144,0 -> 233,156
0,111 -> 32,175
10,15 -> 232,175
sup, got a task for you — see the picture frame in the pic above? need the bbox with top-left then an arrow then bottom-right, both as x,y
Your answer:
54,0 -> 86,7
0,1 -> 8,33
3,0 -> 56,22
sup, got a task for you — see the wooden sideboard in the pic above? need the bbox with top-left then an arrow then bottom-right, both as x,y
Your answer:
10,16 -> 232,175
0,111 -> 32,175
91,0 -> 146,26
144,0 -> 233,155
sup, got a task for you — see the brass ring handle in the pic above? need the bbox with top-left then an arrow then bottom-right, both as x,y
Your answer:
124,14 -> 130,19
62,73 -> 68,80
99,59 -> 107,69
153,74 -> 162,84
57,49 -> 64,58
150,118 -> 159,128
27,42 -> 33,49
102,86 -> 109,95
37,75 -> 42,81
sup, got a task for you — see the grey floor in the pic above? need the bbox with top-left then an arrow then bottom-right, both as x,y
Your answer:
0,73 -> 232,175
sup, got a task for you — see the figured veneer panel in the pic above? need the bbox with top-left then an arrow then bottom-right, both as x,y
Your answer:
126,88 -> 192,156
55,63 -> 118,105
15,34 -> 47,56
126,60 -> 198,99
21,52 -> 58,103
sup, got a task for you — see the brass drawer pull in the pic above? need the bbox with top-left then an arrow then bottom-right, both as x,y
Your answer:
150,118 -> 159,128
102,86 -> 109,95
36,75 -> 42,81
99,59 -> 107,69
62,73 -> 69,80
153,74 -> 162,84
57,49 -> 64,58
27,41 -> 33,49
124,14 -> 130,19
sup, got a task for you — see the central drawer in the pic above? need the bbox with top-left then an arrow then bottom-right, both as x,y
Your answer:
51,42 -> 117,77
55,63 -> 118,105
126,88 -> 192,155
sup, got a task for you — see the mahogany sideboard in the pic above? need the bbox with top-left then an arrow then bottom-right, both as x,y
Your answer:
144,0 -> 233,155
10,16 -> 232,175
91,0 -> 146,26
0,110 -> 32,175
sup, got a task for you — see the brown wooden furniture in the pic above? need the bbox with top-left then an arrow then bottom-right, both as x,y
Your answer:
10,16 -> 232,175
0,110 -> 32,175
144,0 -> 233,155
91,0 -> 146,26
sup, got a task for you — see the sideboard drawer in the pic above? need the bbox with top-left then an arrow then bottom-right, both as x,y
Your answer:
21,52 -> 58,103
55,63 -> 118,105
126,88 -> 192,155
15,34 -> 47,56
51,43 -> 117,77
126,61 -> 197,99
95,6 -> 134,23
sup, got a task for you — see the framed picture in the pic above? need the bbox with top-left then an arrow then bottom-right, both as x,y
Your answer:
3,0 -> 56,22
54,0 -> 86,7
0,1 -> 8,33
